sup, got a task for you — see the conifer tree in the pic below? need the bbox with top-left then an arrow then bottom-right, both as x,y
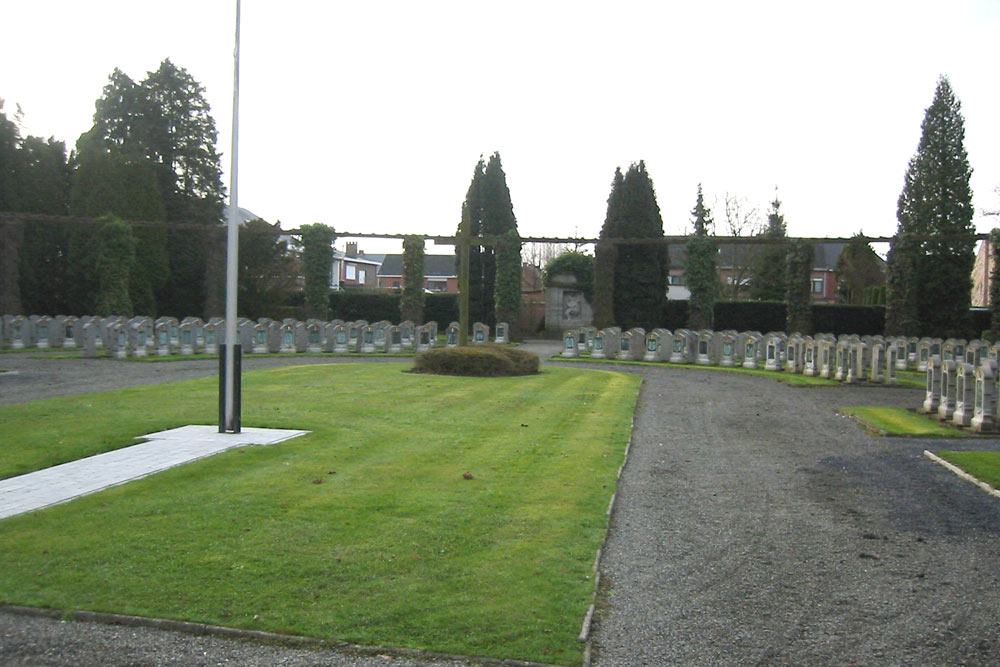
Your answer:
494,228 -> 522,339
400,235 -> 426,324
885,76 -> 974,337
456,152 -> 518,328
749,194 -> 787,301
785,240 -> 814,334
93,217 -> 137,316
599,162 -> 667,329
834,233 -> 886,305
299,223 -> 335,319
685,184 -> 719,330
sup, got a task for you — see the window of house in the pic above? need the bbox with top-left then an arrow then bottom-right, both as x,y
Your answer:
428,280 -> 447,291
811,278 -> 824,294
668,275 -> 685,286
346,264 -> 356,280
358,269 -> 367,283
392,280 -> 401,288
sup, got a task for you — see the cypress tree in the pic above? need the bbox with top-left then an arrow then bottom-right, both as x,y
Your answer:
93,217 -> 137,316
749,194 -> 787,301
300,223 -> 336,319
599,162 -> 667,330
456,152 -> 518,328
685,184 -> 719,330
886,76 -> 974,337
591,241 -> 616,329
785,239 -> 814,334
400,235 -> 426,324
494,228 -> 522,340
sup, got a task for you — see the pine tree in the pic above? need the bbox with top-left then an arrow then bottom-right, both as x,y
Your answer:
886,76 -> 974,337
599,162 -> 667,330
685,184 -> 719,330
749,194 -> 787,301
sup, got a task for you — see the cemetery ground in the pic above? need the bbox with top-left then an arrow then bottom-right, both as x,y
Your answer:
0,357 -> 639,665
3,348 -> 1000,665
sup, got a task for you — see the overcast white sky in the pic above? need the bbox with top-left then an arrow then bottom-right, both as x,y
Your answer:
5,1 -> 1000,254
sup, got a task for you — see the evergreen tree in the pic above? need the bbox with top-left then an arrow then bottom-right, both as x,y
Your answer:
457,157 -> 486,324
785,239 -> 814,334
886,76 -> 974,337
989,229 -> 1000,337
599,162 -> 667,330
685,184 -> 719,330
0,99 -> 22,211
85,60 -> 225,316
591,241 -> 616,329
834,233 -> 885,305
93,217 -> 137,316
238,218 -> 298,319
456,152 -> 518,328
749,194 -> 787,301
299,223 -> 335,319
400,235 -> 426,324
70,132 -> 168,315
15,136 -> 72,314
494,228 -> 522,339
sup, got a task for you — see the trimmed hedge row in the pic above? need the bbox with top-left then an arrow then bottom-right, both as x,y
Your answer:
413,345 -> 539,377
327,291 -> 459,325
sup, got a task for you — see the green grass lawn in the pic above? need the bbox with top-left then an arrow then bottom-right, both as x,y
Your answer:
0,363 -> 639,665
935,450 -> 1000,489
838,406 -> 967,437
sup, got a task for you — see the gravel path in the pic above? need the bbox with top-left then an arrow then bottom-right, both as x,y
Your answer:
3,348 -> 1000,666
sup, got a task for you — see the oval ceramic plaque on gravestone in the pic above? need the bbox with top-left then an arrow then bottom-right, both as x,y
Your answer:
723,340 -> 733,357
595,336 -> 604,350
565,334 -> 575,350
648,337 -> 657,352
475,330 -> 484,342
337,330 -> 347,344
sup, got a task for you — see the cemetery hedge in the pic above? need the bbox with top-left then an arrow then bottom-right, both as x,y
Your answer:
327,291 -> 458,327
811,304 -> 886,337
713,301 -> 787,333
413,345 -> 539,376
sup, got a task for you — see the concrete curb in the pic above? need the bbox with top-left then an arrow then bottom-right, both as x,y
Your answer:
923,450 -> 1000,501
0,604 -> 560,667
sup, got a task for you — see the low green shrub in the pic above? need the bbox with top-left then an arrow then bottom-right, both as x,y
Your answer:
413,345 -> 539,377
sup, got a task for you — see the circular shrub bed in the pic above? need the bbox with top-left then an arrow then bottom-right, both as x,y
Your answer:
412,345 -> 540,377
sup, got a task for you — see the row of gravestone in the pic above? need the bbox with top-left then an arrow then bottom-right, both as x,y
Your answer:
921,355 -> 1000,433
1,315 -> 512,358
561,326 -> 998,382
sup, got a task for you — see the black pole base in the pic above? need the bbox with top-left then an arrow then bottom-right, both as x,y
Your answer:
218,343 -> 242,433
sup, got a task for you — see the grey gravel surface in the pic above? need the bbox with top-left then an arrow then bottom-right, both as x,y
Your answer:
585,364 -> 1000,667
3,348 -> 1000,666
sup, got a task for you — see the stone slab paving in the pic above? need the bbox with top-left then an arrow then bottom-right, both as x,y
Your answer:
0,425 -> 308,520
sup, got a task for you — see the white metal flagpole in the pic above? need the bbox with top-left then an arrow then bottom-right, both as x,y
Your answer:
223,0 -> 241,432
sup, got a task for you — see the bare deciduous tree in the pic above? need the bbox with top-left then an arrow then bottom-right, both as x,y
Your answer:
721,194 -> 763,301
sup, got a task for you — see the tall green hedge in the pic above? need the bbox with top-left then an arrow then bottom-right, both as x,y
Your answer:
328,290 -> 458,325
810,305 -> 884,336
713,301 -> 787,332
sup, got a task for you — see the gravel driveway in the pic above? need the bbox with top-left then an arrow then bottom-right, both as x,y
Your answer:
3,348 -> 1000,666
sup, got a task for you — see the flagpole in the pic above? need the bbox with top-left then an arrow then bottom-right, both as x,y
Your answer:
222,0 -> 241,432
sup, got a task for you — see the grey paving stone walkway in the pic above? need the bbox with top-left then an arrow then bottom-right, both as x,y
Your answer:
0,425 -> 308,520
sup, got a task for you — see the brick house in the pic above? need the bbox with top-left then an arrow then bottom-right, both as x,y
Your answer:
376,254 -> 459,293
330,242 -> 382,290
